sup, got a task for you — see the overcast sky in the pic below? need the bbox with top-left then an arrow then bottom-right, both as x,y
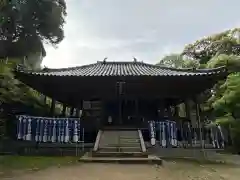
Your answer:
42,0 -> 240,68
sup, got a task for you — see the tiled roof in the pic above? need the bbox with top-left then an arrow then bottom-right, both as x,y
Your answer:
16,61 -> 226,77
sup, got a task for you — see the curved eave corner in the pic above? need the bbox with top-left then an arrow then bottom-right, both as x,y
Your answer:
157,65 -> 227,73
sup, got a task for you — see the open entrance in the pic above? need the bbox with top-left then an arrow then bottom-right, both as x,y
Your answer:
104,99 -> 139,128
121,100 -> 138,126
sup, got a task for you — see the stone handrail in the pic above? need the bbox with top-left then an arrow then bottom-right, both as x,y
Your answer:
138,130 -> 146,152
93,130 -> 102,151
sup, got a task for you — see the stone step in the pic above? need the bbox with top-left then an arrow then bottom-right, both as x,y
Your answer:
118,143 -> 140,146
99,143 -> 140,147
119,138 -> 139,141
79,154 -> 162,165
119,137 -> 139,139
119,139 -> 140,143
99,144 -> 140,148
119,135 -> 139,138
98,147 -> 142,152
99,146 -> 141,150
100,138 -> 139,142
97,130 -> 143,153
92,151 -> 148,158
120,134 -> 139,136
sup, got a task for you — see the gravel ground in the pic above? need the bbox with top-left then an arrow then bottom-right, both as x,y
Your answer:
2,161 -> 240,180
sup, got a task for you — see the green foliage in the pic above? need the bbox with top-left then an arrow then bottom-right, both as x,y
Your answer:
0,0 -> 67,67
211,73 -> 240,118
207,54 -> 240,72
158,53 -> 199,68
181,27 -> 240,151
206,54 -> 240,119
215,115 -> 240,151
215,115 -> 235,127
0,1 -> 66,138
0,0 -> 67,138
182,28 -> 240,64
0,60 -> 55,139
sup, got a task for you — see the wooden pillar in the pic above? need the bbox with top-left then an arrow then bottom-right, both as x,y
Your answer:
174,105 -> 179,117
117,81 -> 125,125
43,95 -> 47,104
50,99 -> 56,116
70,107 -> 74,117
185,100 -> 191,120
167,106 -> 172,117
119,99 -> 122,125
61,104 -> 67,116
158,101 -> 164,118
195,97 -> 204,150
184,99 -> 192,147
75,108 -> 80,117
135,99 -> 139,127
78,100 -> 83,118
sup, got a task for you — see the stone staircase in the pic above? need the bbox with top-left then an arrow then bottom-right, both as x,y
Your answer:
92,129 -> 147,158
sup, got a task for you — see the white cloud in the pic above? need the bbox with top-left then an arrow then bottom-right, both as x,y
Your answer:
42,0 -> 240,68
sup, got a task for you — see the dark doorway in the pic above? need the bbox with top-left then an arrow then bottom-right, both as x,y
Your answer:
121,100 -> 137,126
104,100 -> 119,126
104,98 -> 141,128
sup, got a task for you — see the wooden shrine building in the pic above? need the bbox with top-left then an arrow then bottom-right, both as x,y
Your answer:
13,60 -> 230,162
15,60 -> 227,130
12,60 -> 230,162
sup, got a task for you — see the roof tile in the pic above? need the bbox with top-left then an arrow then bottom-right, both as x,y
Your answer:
17,61 -> 226,77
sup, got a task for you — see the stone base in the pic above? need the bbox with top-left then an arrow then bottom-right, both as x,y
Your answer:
91,151 -> 148,158
79,152 -> 162,165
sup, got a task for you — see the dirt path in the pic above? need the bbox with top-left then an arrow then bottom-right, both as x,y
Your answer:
2,162 -> 240,180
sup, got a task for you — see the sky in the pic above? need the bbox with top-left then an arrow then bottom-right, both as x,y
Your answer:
42,0 -> 240,68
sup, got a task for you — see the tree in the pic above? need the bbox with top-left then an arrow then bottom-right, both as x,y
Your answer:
205,54 -> 240,118
182,28 -> 240,64
207,54 -> 240,72
0,0 -> 67,138
182,28 -> 240,151
0,0 -> 67,67
0,60 -> 61,139
157,53 -> 199,68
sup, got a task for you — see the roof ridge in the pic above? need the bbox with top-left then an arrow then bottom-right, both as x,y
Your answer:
37,61 -> 154,72
37,62 -> 98,72
97,61 -> 146,64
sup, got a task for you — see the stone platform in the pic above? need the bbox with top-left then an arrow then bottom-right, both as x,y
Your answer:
84,129 -> 163,165
79,152 -> 162,165
92,151 -> 148,158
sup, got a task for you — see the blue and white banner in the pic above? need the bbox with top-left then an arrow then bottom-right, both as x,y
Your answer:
148,120 -> 177,147
16,115 -> 83,143
148,121 -> 156,145
148,120 -> 226,149
210,125 -> 225,149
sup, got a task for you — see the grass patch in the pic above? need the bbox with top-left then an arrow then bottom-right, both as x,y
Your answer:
0,155 -> 79,178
